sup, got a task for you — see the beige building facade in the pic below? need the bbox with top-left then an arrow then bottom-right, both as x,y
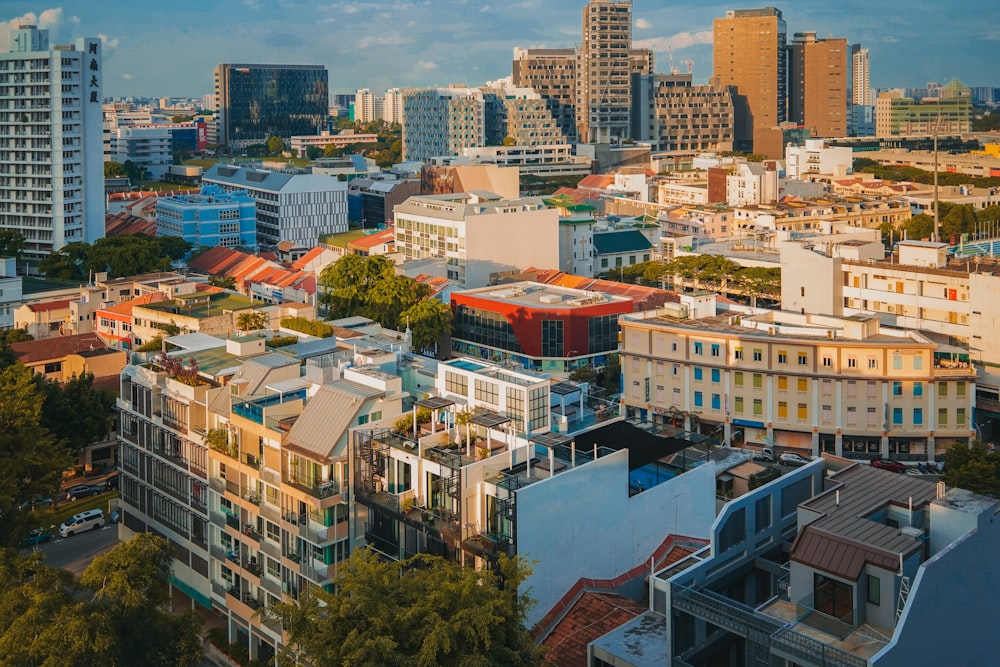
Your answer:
620,307 -> 975,462
787,32 -> 848,138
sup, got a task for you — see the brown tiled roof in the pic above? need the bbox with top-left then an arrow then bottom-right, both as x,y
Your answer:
98,292 -> 168,317
12,332 -> 109,364
542,592 -> 647,667
27,299 -> 71,313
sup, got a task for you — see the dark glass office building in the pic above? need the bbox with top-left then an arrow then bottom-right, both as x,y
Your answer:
214,64 -> 329,147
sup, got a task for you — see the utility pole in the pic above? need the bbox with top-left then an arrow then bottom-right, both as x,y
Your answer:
932,115 -> 944,243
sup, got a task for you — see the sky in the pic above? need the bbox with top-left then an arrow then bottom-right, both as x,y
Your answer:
1,1 -> 997,99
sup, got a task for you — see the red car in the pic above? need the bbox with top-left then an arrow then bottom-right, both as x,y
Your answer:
871,457 -> 907,473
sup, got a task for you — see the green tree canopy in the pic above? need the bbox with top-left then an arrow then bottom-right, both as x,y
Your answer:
104,161 -> 127,178
943,442 -> 1000,497
236,310 -> 269,333
37,235 -> 190,280
267,135 -> 285,155
306,145 -> 322,160
940,204 -> 978,238
0,363 -> 72,546
320,255 -> 434,330
0,229 -> 24,259
0,534 -> 203,666
35,371 -> 117,452
901,213 -> 935,242
271,549 -> 543,667
208,275 -> 237,290
400,297 -> 452,354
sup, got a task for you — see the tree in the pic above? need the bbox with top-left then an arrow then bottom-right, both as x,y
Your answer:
943,442 -> 1000,497
0,363 -> 72,547
157,235 -> 193,262
0,535 -> 204,666
169,115 -> 193,123
208,275 -> 237,290
236,310 -> 268,334
901,213 -> 935,242
306,145 -> 322,160
37,242 -> 90,281
400,297 -> 452,354
271,549 -> 543,667
267,135 -> 285,155
598,355 -> 621,395
941,204 -> 978,238
104,161 -> 127,178
568,365 -> 597,384
319,254 -> 396,319
35,372 -> 117,453
0,229 -> 24,259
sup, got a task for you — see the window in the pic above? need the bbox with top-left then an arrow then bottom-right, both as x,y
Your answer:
632,381 -> 641,399
797,403 -> 808,420
913,382 -> 923,397
957,382 -> 966,397
798,352 -> 808,365
892,382 -> 903,397
474,379 -> 499,405
938,383 -> 948,397
893,355 -> 903,370
43,361 -> 62,374
711,344 -> 720,357
672,387 -> 681,405
847,406 -> 857,426
868,406 -> 879,426
753,348 -> 763,362
752,374 -> 762,388
753,399 -> 763,415
711,368 -> 721,383
655,385 -> 664,402
913,408 -> 923,425
777,401 -> 788,418
755,495 -> 773,532
868,575 -> 881,606
846,380 -> 857,397
711,394 -> 721,410
734,396 -> 744,413
588,314 -> 618,354
777,375 -> 788,390
868,358 -> 878,369
798,378 -> 807,392
734,347 -> 744,360
541,320 -> 564,357
777,350 -> 788,364
913,355 -> 923,370
847,357 -> 858,369
822,356 -> 832,367
893,407 -> 903,425
693,367 -> 703,381
822,404 -> 832,423
734,372 -> 744,387
938,408 -> 948,427
694,391 -> 703,408
957,408 -> 967,426
655,361 -> 664,376
694,342 -> 703,355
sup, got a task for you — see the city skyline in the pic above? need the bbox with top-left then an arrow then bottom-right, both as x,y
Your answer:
0,1 -> 997,99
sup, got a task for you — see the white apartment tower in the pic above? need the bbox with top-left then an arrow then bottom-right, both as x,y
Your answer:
0,25 -> 104,259
852,45 -> 871,106
383,88 -> 403,125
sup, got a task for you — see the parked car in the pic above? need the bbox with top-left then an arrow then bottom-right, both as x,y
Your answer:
871,457 -> 907,473
59,509 -> 105,537
778,452 -> 810,467
19,528 -> 52,548
64,485 -> 102,501
18,497 -> 53,511
751,447 -> 775,462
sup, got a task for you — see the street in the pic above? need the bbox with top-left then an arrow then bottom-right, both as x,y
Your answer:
23,522 -> 120,576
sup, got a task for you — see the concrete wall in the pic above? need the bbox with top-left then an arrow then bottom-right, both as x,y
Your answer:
466,208 -> 560,289
515,449 -> 717,626
873,506 -> 1000,667
779,241 -> 843,316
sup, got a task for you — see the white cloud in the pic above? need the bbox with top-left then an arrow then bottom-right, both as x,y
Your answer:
634,29 -> 713,52
122,72 -> 133,80
883,35 -> 899,43
320,17 -> 337,24
357,33 -> 408,48
0,8 -> 68,50
243,0 -> 263,9
98,33 -> 120,51
636,18 -> 651,29
417,60 -> 438,70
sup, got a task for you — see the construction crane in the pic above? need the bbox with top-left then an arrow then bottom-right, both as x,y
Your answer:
667,46 -> 677,75
680,59 -> 694,74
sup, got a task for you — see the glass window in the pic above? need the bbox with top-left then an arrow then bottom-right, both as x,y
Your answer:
913,382 -> 923,397
893,355 -> 903,370
798,352 -> 808,365
693,391 -> 703,408
734,372 -> 744,386
893,408 -> 903,425
938,408 -> 948,426
957,382 -> 966,397
797,403 -> 808,420
753,373 -> 763,388
753,399 -> 763,415
694,342 -> 703,355
913,408 -> 923,425
734,396 -> 744,413
711,368 -> 721,383
913,355 -> 923,370
541,319 -> 564,357
957,408 -> 967,426
867,574 -> 881,606
777,401 -> 788,419
893,382 -> 902,396
693,367 -> 703,381
753,349 -> 763,362
734,347 -> 743,360
938,383 -> 948,397
711,344 -> 720,357
777,351 -> 788,364
711,394 -> 721,410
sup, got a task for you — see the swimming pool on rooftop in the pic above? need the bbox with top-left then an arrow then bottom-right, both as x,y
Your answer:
450,359 -> 486,372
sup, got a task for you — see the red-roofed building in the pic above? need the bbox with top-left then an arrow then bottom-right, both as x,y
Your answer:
188,246 -> 318,306
346,228 -> 396,257
520,267 -> 681,313
11,332 -> 127,383
96,293 -> 168,351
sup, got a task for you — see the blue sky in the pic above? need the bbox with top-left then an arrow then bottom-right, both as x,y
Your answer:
1,1 -> 997,98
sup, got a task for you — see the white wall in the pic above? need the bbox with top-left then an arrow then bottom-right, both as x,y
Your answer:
515,449 -> 717,626
466,208 -> 560,288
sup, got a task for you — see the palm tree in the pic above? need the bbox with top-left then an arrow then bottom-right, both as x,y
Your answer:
236,311 -> 267,334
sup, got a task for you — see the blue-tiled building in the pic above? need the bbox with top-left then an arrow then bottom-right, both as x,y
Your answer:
156,185 -> 257,249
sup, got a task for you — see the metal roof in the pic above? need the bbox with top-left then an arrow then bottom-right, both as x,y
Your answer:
529,432 -> 573,448
469,410 -> 512,429
415,396 -> 455,410
550,381 -> 581,396
592,229 -> 654,255
283,380 -> 383,462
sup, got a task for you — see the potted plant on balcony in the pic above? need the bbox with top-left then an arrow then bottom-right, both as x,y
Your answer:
402,497 -> 415,513
206,428 -> 230,454
476,445 -> 490,461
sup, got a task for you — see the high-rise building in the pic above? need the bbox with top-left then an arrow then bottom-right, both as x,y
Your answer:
383,88 -> 403,125
712,7 -> 787,156
0,25 -> 104,259
787,32 -> 848,138
512,47 -> 578,142
354,87 -> 385,123
214,64 -> 328,149
875,81 -> 972,138
851,44 -> 871,106
577,0 -> 651,144
631,73 -> 735,152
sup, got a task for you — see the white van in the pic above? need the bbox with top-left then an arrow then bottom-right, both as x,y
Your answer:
59,508 -> 105,537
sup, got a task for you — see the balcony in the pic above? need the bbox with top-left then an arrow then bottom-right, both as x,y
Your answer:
794,592 -> 857,640
300,560 -> 331,582
242,524 -> 261,542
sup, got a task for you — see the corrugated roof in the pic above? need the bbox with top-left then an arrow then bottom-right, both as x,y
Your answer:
592,230 -> 654,255
232,353 -> 298,396
283,381 -> 383,461
12,332 -> 110,364
27,299 -> 71,313
99,292 -> 168,317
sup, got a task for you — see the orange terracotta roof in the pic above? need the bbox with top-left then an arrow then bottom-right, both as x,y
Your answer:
11,332 -> 111,364
348,228 -> 395,249
98,292 -> 168,317
276,240 -> 297,252
525,268 -> 679,312
578,174 -> 615,189
542,592 -> 647,667
291,246 -> 327,270
27,299 -> 72,313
